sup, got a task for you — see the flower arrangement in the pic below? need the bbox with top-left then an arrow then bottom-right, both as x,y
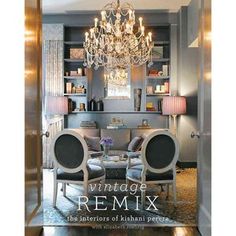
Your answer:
100,137 -> 113,159
100,137 -> 113,147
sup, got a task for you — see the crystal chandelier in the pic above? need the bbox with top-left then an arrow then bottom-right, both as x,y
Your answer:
83,0 -> 154,70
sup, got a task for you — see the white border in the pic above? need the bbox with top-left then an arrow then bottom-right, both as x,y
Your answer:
0,0 -> 24,235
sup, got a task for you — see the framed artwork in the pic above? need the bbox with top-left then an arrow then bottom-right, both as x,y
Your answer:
70,48 -> 84,59
104,68 -> 131,99
111,117 -> 123,124
146,86 -> 153,94
152,46 -> 163,59
142,119 -> 149,126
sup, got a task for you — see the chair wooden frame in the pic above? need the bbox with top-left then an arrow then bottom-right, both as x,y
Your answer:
50,129 -> 106,207
126,130 -> 179,208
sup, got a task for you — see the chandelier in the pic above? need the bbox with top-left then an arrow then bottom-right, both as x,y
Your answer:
83,0 -> 154,70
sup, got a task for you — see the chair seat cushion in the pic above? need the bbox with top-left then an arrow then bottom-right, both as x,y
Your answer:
57,164 -> 105,181
126,164 -> 173,181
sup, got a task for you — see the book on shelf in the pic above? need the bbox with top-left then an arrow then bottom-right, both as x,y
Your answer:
162,65 -> 169,76
68,99 -> 76,113
80,121 -> 97,128
164,82 -> 169,93
157,99 -> 163,112
107,125 -> 127,129
66,82 -> 73,93
107,121 -> 127,129
146,108 -> 156,112
152,46 -> 163,59
146,102 -> 156,111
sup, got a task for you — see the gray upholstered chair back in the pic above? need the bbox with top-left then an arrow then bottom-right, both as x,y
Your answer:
51,129 -> 88,173
142,131 -> 179,174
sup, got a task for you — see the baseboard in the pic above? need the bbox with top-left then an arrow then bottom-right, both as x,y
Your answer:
177,161 -> 197,168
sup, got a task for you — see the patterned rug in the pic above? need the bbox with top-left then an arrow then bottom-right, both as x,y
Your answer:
42,169 -> 197,227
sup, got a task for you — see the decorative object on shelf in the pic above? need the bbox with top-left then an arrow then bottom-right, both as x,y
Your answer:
77,68 -> 83,76
72,86 -> 76,94
154,82 -> 169,94
154,85 -> 161,93
75,85 -> 86,94
66,82 -> 72,93
157,99 -> 163,112
97,98 -> 104,111
107,117 -> 127,129
70,71 -> 78,76
148,69 -> 159,76
164,81 -> 169,93
84,68 -> 87,76
152,46 -> 163,59
162,65 -> 169,76
134,88 -> 142,111
65,72 -> 69,76
148,69 -> 167,77
89,97 -> 97,111
146,102 -> 156,111
83,0 -> 154,70
79,103 -> 86,111
142,119 -> 149,127
162,96 -> 186,135
80,121 -> 97,129
100,137 -> 113,159
70,48 -> 84,59
68,98 -> 76,113
146,86 -> 153,95
137,119 -> 151,128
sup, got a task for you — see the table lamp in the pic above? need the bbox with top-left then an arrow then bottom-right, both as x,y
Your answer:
162,96 -> 186,135
45,96 -> 68,115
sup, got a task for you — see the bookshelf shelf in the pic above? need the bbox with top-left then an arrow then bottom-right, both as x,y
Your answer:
146,93 -> 170,96
152,58 -> 170,62
64,58 -> 84,62
146,76 -> 170,80
63,25 -> 90,117
64,41 -> 83,45
153,40 -> 170,45
64,76 -> 87,79
64,93 -> 87,96
69,111 -> 162,114
144,25 -> 170,113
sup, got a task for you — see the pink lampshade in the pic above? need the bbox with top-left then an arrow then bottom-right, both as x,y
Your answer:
162,96 -> 186,115
45,96 -> 68,115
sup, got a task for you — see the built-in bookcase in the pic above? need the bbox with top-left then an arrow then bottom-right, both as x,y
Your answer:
63,26 -> 89,113
144,25 -> 171,112
63,24 -> 171,128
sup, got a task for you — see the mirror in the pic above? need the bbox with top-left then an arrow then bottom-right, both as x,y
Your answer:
104,68 -> 131,99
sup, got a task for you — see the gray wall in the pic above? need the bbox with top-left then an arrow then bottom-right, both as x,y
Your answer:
187,0 -> 200,46
177,6 -> 198,163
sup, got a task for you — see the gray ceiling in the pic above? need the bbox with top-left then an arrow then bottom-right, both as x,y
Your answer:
43,0 -> 191,14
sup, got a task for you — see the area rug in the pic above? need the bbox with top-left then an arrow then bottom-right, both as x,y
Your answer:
42,169 -> 197,226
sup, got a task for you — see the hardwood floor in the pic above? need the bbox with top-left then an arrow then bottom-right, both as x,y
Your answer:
41,226 -> 201,236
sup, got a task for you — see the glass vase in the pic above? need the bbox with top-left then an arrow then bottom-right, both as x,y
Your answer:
103,145 -> 110,159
